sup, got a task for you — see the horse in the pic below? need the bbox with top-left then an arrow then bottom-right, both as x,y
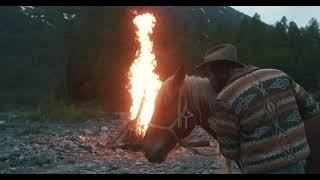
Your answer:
142,65 -> 320,174
142,65 -> 235,173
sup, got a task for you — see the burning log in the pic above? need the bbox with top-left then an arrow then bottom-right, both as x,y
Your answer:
128,12 -> 162,137
107,95 -> 145,151
120,94 -> 145,145
108,13 -> 162,151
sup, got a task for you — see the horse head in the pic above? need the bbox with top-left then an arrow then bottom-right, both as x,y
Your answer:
142,65 -> 214,163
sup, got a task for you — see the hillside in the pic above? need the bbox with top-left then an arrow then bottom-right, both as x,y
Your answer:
0,6 -> 251,108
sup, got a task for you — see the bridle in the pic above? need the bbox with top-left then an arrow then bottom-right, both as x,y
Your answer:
148,87 -> 220,156
148,104 -> 194,146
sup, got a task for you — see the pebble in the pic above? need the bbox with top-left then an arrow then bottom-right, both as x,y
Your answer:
96,143 -> 105,149
115,149 -> 123,153
0,155 -> 8,161
170,166 -> 183,173
202,170 -> 210,174
79,145 -> 93,152
211,163 -> 219,169
83,129 -> 93,135
109,165 -> 120,171
79,136 -> 86,142
0,112 -> 224,174
100,126 -> 108,132
42,163 -> 51,168
79,169 -> 95,174
86,163 -> 96,168
117,167 -> 130,174
0,121 -> 6,125
0,162 -> 9,168
100,166 -> 108,171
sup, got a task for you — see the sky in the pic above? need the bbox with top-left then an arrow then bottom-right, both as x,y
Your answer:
231,6 -> 320,27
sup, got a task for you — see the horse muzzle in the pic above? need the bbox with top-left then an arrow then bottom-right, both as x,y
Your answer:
143,144 -> 168,164
144,151 -> 167,164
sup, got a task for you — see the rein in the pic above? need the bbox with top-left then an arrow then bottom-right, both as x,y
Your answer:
148,86 -> 221,157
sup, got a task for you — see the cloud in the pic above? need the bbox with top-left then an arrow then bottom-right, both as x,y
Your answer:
231,6 -> 320,27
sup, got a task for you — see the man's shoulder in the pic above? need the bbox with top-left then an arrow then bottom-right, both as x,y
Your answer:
258,68 -> 285,74
216,68 -> 288,101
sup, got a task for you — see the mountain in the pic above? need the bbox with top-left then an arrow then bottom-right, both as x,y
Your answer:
139,6 -> 251,40
0,6 -> 252,107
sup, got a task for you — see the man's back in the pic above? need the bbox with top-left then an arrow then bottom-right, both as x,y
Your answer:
214,68 -> 319,173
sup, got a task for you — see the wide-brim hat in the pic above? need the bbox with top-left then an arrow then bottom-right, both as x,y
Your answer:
191,44 -> 246,75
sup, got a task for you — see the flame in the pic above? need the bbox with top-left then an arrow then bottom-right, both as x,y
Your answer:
128,13 -> 162,136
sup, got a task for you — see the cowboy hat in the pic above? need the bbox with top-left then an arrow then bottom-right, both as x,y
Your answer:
192,44 -> 246,74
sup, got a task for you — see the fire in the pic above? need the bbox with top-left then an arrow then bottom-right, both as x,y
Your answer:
128,13 -> 162,136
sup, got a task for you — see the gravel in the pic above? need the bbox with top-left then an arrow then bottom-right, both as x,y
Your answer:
0,111 -> 240,174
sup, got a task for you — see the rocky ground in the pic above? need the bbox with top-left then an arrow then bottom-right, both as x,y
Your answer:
0,111 -> 240,174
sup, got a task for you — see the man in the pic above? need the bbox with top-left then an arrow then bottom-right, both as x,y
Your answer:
192,44 -> 320,174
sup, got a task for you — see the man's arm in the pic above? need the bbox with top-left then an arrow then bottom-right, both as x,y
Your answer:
291,80 -> 320,120
214,99 -> 241,160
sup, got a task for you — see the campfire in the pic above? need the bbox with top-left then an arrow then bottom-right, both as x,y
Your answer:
109,12 -> 162,149
109,12 -> 210,151
128,12 -> 162,138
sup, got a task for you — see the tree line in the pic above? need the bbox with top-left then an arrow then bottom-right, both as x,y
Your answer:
0,7 -> 319,111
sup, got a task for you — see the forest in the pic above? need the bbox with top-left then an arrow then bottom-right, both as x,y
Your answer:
1,6 -> 319,112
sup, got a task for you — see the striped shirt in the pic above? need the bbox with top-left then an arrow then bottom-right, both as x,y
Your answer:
213,68 -> 320,174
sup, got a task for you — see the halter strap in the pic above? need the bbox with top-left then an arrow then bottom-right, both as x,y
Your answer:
147,88 -> 220,157
148,120 -> 181,144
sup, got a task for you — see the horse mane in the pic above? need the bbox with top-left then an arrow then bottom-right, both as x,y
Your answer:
156,76 -> 234,173
181,75 -> 216,125
159,75 -> 216,127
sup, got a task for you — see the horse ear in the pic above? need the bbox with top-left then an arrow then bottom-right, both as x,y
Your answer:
172,64 -> 186,88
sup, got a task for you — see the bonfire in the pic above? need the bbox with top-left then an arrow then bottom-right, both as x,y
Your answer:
109,12 -> 162,149
128,12 -> 162,138
109,12 -> 210,151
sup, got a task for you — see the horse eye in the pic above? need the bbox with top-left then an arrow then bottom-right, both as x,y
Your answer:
183,111 -> 193,118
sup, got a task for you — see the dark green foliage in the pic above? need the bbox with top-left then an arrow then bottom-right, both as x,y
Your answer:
1,6 -> 319,112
